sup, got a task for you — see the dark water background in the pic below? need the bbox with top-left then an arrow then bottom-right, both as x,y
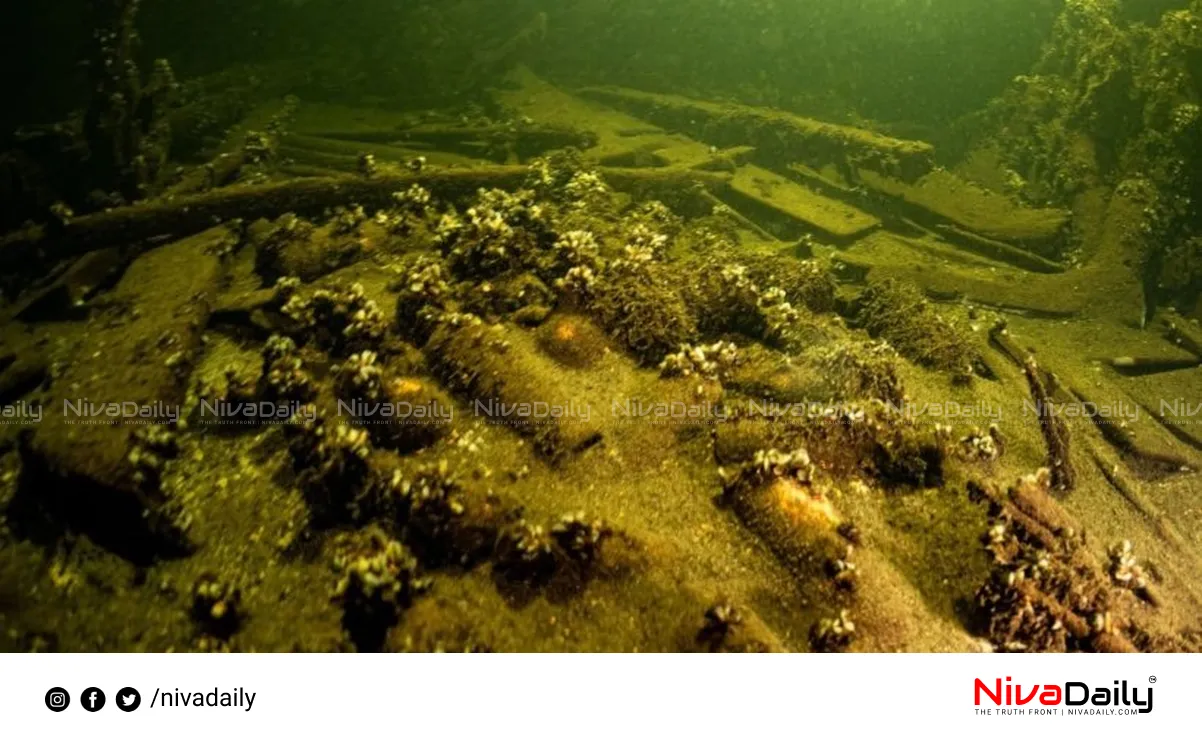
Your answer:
2,0 -> 1126,134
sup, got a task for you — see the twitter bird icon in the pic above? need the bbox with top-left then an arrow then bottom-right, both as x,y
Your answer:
116,687 -> 141,712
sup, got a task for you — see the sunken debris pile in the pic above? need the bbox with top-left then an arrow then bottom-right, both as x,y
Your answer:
3,152 -> 989,650
970,470 -> 1170,653
13,147 -> 1192,653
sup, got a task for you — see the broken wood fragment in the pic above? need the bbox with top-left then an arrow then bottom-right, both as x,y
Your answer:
1158,315 -> 1202,360
1070,386 -> 1194,476
1,166 -> 728,272
696,190 -> 776,242
723,164 -> 880,243
1090,448 -> 1185,550
14,226 -> 231,563
311,123 -> 594,159
6,247 -> 130,323
578,85 -> 935,181
857,168 -> 1071,257
1107,355 -> 1201,376
932,223 -> 1066,274
1024,357 -> 1076,491
284,133 -> 482,168
166,97 -> 300,197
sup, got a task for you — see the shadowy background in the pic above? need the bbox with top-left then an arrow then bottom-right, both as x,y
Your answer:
0,0 -> 1087,134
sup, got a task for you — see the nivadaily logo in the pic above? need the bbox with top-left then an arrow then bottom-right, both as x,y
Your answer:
974,677 -> 1153,716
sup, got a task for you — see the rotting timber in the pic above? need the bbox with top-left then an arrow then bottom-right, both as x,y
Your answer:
0,64 -> 1201,654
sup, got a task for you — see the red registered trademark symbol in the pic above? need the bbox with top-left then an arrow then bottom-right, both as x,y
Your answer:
1149,676 -> 1157,684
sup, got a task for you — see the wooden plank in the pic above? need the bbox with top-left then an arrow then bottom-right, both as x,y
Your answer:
837,232 -> 1081,317
858,168 -> 1071,256
579,85 -> 935,180
725,165 -> 879,243
492,67 -> 716,169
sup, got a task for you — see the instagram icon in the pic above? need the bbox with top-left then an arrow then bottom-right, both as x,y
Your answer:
44,687 -> 70,712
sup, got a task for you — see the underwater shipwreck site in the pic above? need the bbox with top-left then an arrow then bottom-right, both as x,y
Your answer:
1,0 -> 1202,653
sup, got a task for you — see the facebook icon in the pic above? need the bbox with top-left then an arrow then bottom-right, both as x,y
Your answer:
81,687 -> 106,712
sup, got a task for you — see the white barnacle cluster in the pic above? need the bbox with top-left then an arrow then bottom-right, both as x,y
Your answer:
267,358 -> 311,400
467,202 -> 515,241
553,230 -> 599,266
830,402 -> 867,425
123,440 -> 162,486
1023,467 -> 1054,491
705,602 -> 742,632
1006,548 -> 1052,587
325,423 -> 372,468
555,265 -> 596,298
49,201 -> 75,225
281,283 -> 385,350
281,291 -> 313,326
811,610 -> 856,650
828,551 -> 859,591
432,210 -> 465,247
509,520 -> 554,561
261,334 -> 313,399
759,286 -> 802,343
136,423 -> 177,451
402,257 -> 450,304
958,427 -> 1002,461
718,263 -> 761,305
750,447 -> 814,484
340,283 -> 388,345
278,213 -> 310,237
439,311 -> 484,330
357,152 -> 378,178
452,425 -> 486,455
334,350 -> 383,400
526,158 -> 556,191
334,536 -> 429,605
758,286 -> 790,309
330,205 -> 368,236
631,200 -> 681,234
617,243 -> 656,265
550,511 -> 610,564
658,341 -> 740,381
345,310 -> 385,346
373,210 -> 402,231
451,190 -> 528,267
396,256 -> 451,331
720,263 -> 751,285
1170,102 -> 1200,134
1107,539 -> 1147,590
388,460 -> 463,515
263,334 -> 298,364
495,518 -> 557,583
692,227 -> 735,253
563,170 -> 609,202
273,275 -> 302,303
626,223 -> 669,259
193,575 -> 238,622
128,424 -> 178,488
375,184 -> 432,233
393,183 -> 431,212
476,187 -> 546,228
